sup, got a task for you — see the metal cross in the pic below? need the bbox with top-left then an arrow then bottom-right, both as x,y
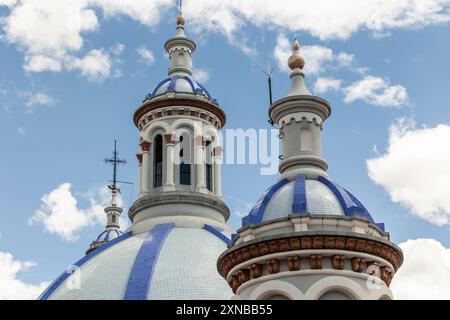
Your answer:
104,140 -> 126,191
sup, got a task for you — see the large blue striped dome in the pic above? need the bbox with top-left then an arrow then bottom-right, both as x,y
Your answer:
145,75 -> 217,104
39,224 -> 232,300
242,175 -> 385,231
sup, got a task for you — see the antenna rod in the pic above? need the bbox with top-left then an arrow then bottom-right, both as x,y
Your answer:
263,61 -> 273,106
268,73 -> 273,105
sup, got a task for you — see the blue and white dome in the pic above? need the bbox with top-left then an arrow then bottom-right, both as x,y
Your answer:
39,224 -> 232,300
144,75 -> 218,104
95,229 -> 123,243
242,175 -> 384,231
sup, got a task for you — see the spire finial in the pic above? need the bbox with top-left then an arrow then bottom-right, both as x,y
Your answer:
288,36 -> 305,70
104,140 -> 126,193
177,0 -> 185,26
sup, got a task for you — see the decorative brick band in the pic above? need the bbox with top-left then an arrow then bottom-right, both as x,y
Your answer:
217,234 -> 402,292
134,98 -> 226,128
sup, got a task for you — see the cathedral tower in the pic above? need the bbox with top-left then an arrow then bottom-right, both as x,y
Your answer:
39,9 -> 232,300
217,38 -> 403,300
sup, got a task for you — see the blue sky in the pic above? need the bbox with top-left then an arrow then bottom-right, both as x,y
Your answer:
1,1 -> 450,299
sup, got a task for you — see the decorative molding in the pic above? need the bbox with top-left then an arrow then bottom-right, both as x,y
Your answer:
136,153 -> 143,164
213,146 -> 223,157
140,141 -> 151,152
128,192 -> 230,222
218,234 -> 402,292
287,256 -> 301,271
164,133 -> 175,144
310,255 -> 322,269
195,135 -> 206,147
134,97 -> 226,128
266,259 -> 280,274
331,255 -> 345,270
351,257 -> 365,273
250,264 -> 263,278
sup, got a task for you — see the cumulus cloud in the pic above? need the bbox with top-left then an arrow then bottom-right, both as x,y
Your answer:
392,238 -> 450,299
314,77 -> 342,94
274,34 -> 407,108
110,42 -> 125,56
89,0 -> 172,27
18,91 -> 55,113
274,34 -> 334,75
192,65 -> 210,83
23,55 -> 62,72
137,46 -> 155,64
29,183 -> 128,241
344,76 -> 409,107
66,49 -> 111,82
23,92 -> 54,107
0,252 -> 48,300
2,0 -> 449,77
367,118 -> 450,225
183,0 -> 450,41
0,0 -> 170,79
2,0 -> 99,57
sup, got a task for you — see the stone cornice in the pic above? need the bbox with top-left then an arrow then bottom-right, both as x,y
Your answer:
269,95 -> 331,124
217,233 -> 403,281
134,97 -> 226,128
128,192 -> 230,222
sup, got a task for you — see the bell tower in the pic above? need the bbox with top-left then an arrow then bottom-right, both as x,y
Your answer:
129,8 -> 229,234
217,38 -> 403,300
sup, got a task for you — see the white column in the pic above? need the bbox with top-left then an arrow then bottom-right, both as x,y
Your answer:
136,152 -> 143,197
213,146 -> 223,197
195,136 -> 206,193
164,134 -> 175,191
140,141 -> 151,195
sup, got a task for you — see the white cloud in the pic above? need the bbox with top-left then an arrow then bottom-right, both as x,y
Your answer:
110,42 -> 125,56
336,52 -> 354,67
29,183 -> 93,241
3,1 -> 450,78
29,183 -> 128,241
66,49 -> 111,82
344,76 -> 408,107
23,55 -> 62,72
0,252 -> 48,300
392,238 -> 450,299
137,46 -> 155,64
274,35 -> 409,108
273,34 -> 349,75
314,77 -> 342,94
89,0 -> 172,27
0,0 -> 17,9
192,65 -> 210,83
367,118 -> 450,226
0,0 -> 170,78
24,92 -> 54,107
183,0 -> 450,41
17,126 -> 26,135
2,0 -> 99,57
18,91 -> 55,113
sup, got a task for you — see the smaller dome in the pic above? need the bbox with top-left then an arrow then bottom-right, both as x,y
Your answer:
145,75 -> 218,104
242,175 -> 384,231
96,229 -> 123,243
86,229 -> 124,254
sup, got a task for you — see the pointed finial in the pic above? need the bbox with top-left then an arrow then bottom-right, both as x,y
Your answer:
177,0 -> 185,26
288,36 -> 305,70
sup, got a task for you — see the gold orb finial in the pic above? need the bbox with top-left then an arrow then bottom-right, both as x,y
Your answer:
288,37 -> 305,70
177,13 -> 185,26
177,0 -> 185,26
